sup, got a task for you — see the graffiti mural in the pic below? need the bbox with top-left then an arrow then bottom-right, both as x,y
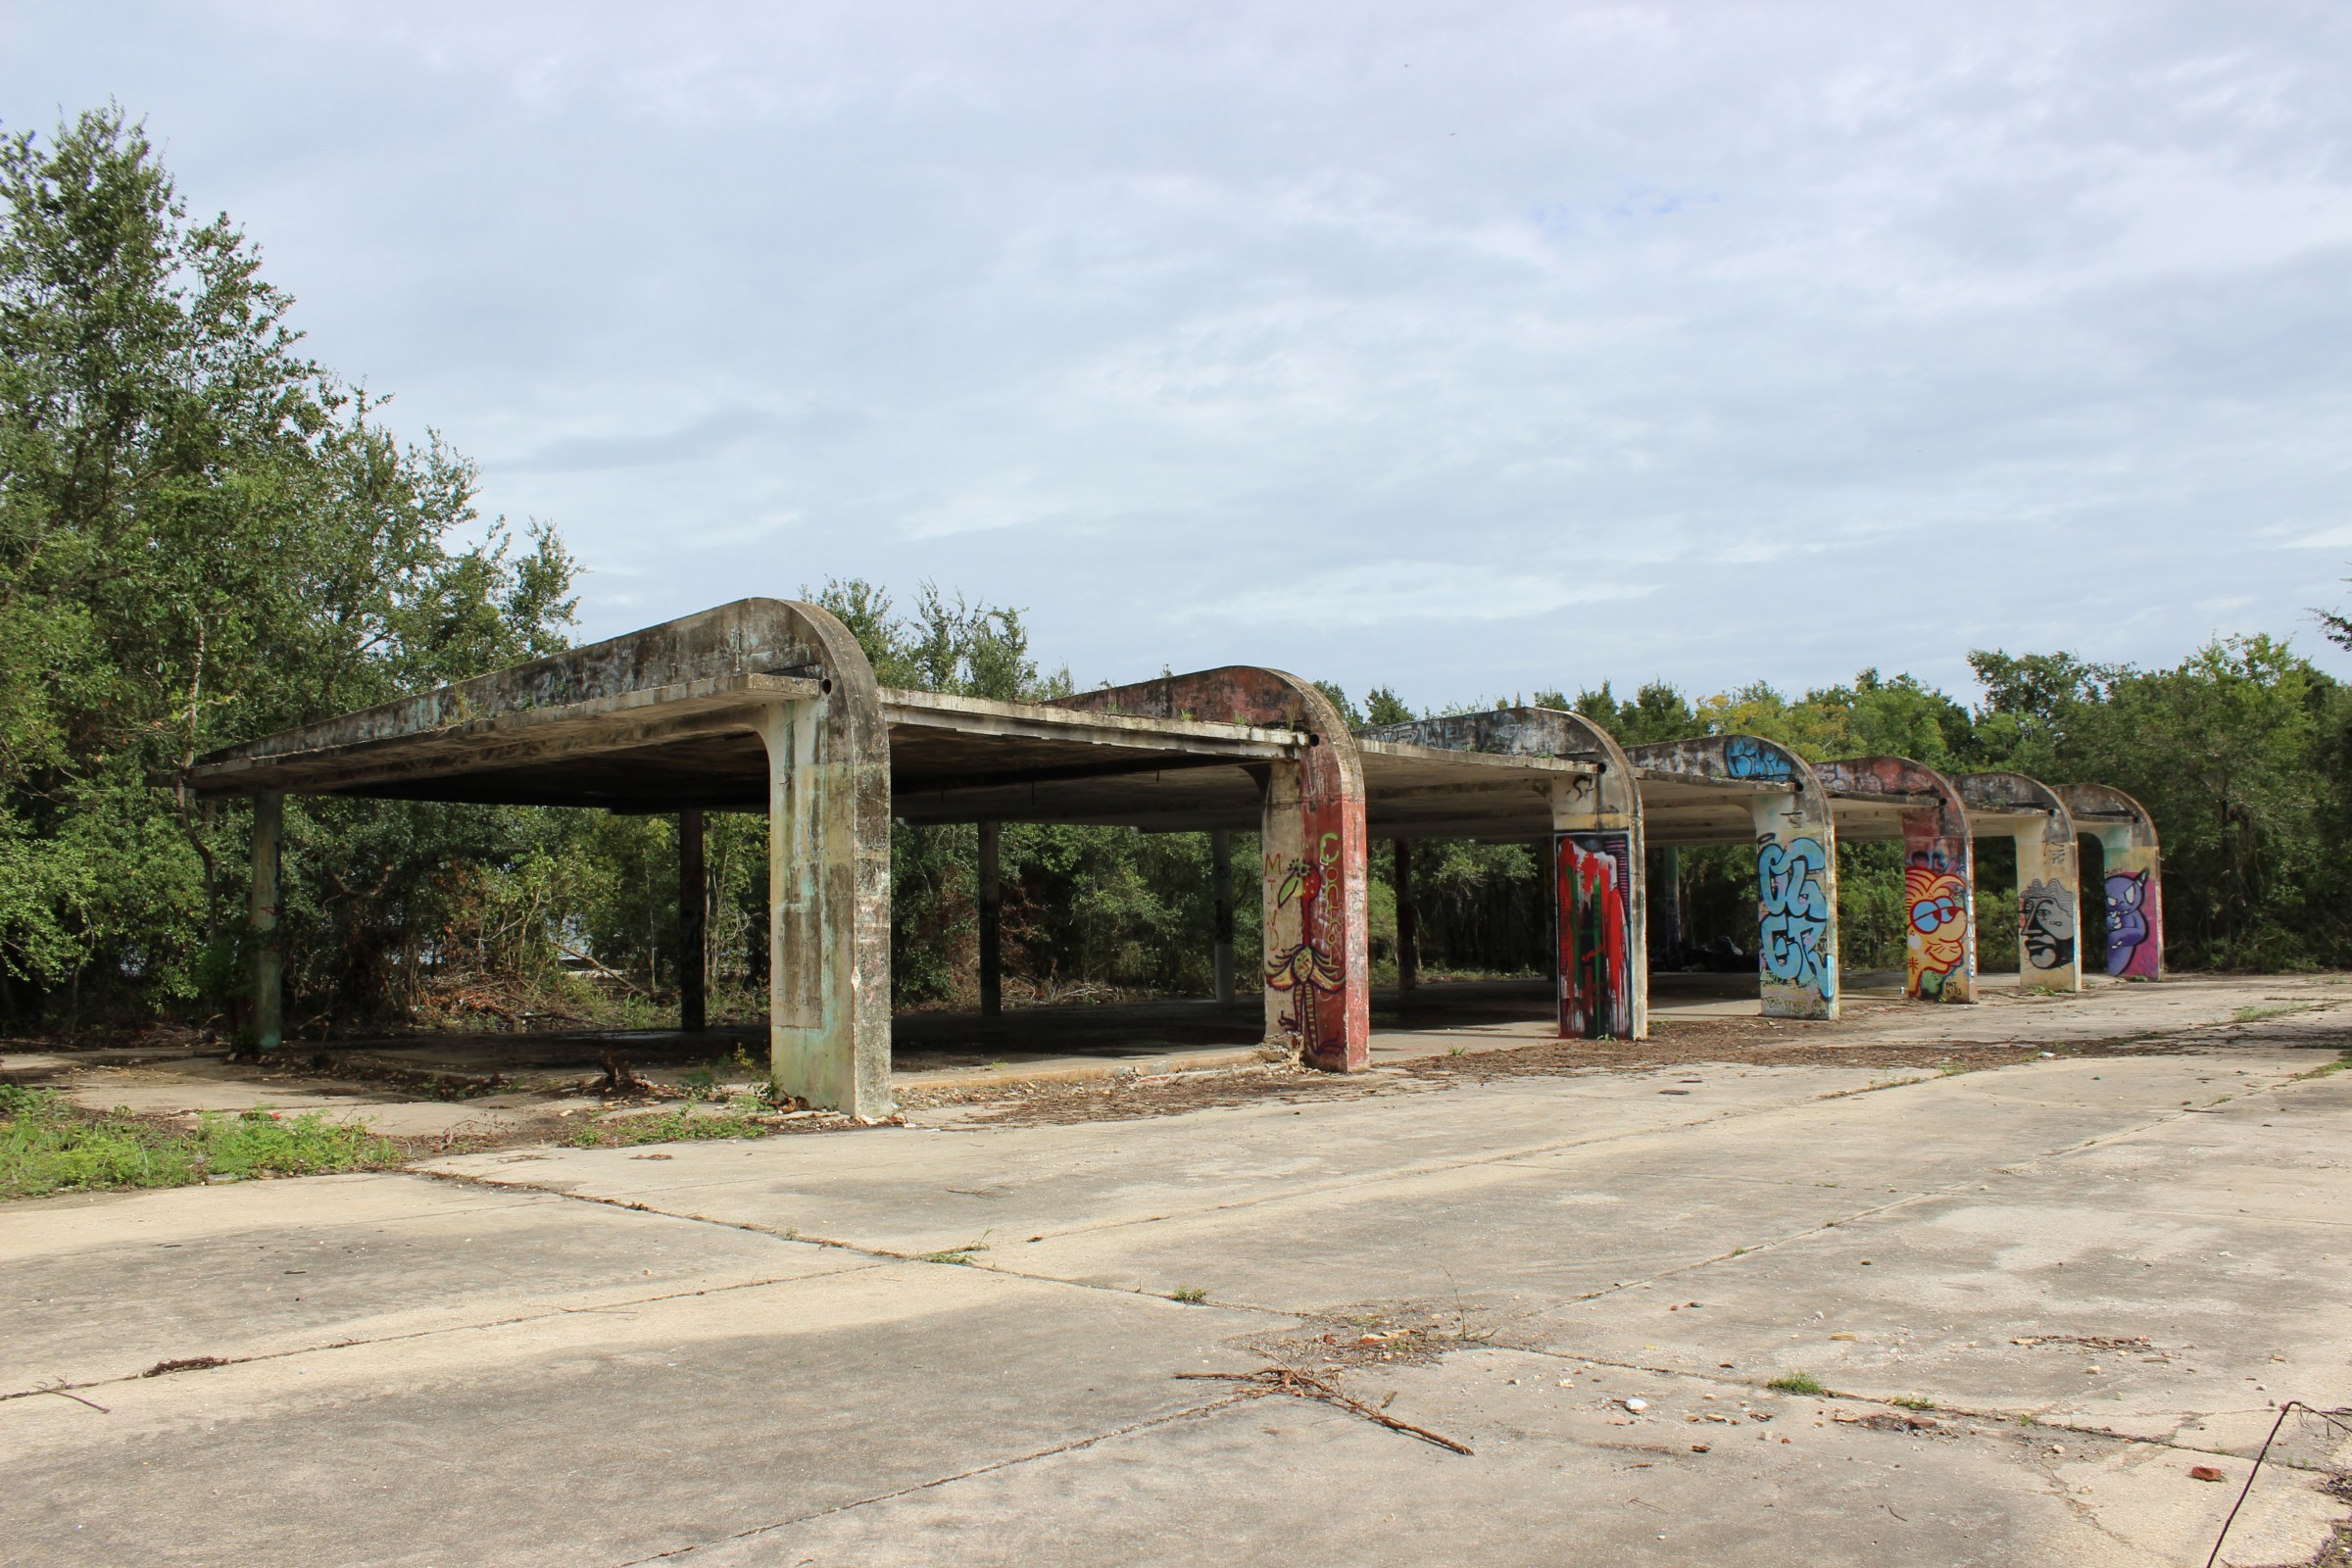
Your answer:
1725,737 -> 1794,782
2105,869 -> 2153,978
1265,825 -> 1347,1060
1757,836 -> 1835,1000
2020,878 -> 2076,971
1556,831 -> 1634,1039
1904,858 -> 1969,1001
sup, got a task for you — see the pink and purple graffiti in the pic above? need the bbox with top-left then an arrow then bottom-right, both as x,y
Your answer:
2104,869 -> 2155,978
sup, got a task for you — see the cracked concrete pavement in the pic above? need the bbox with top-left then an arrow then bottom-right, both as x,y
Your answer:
3,977 -> 2349,1566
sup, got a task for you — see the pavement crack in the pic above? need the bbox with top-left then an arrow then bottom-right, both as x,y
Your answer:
607,1395 -> 1254,1565
0,1268 -> 884,1405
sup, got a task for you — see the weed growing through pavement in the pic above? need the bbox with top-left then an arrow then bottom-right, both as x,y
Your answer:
564,1100 -> 777,1148
1170,1285 -> 1208,1303
918,1232 -> 994,1264
1768,1371 -> 1826,1395
2233,1002 -> 2324,1024
1891,1395 -> 1937,1411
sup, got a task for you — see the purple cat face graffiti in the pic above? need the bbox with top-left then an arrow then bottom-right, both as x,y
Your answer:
2105,869 -> 2149,975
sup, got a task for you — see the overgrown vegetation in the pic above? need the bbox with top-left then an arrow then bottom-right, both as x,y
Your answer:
4,106 -> 2350,1045
0,1083 -> 400,1198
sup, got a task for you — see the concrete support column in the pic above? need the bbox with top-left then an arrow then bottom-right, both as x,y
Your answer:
1209,828 -> 1236,1004
247,791 -> 284,1053
2094,826 -> 2163,979
1897,805 -> 1974,1004
678,808 -> 707,1033
1815,759 -> 1975,1005
977,820 -> 1003,1017
2017,822 -> 2083,993
1751,792 -> 1838,1020
1393,838 -> 1417,994
758,695 -> 893,1117
1258,754 -> 1370,1070
1552,774 -> 1642,1041
2054,786 -> 2164,981
1054,667 -> 1366,1072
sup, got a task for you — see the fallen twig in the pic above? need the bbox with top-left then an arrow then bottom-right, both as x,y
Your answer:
2206,1401 -> 2352,1568
1177,1365 -> 1473,1454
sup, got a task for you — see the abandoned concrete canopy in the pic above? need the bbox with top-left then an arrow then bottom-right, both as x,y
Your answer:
191,599 -> 2167,1116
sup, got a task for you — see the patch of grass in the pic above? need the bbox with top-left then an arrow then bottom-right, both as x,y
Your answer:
917,1232 -> 993,1265
1170,1285 -> 1208,1303
564,1103 -> 774,1149
1891,1395 -> 1937,1411
1767,1371 -> 1826,1396
2296,1051 -> 2352,1080
1,1085 -> 401,1200
2234,1002 -> 2322,1024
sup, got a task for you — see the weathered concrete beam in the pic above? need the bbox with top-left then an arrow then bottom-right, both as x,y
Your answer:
1628,737 -> 1838,1020
2056,783 -> 2164,980
1816,758 -> 1976,1004
195,596 -> 845,791
1359,708 -> 1647,1041
1953,772 -> 2082,993
883,689 -> 1306,755
1057,669 -> 1368,1071
193,674 -> 816,798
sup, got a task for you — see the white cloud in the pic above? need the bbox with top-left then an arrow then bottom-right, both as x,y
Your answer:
12,0 -> 2352,709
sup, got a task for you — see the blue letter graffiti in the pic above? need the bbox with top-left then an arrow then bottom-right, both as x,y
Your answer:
1757,836 -> 1835,999
1724,737 -> 1793,781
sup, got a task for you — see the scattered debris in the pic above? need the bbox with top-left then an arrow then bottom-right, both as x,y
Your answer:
2190,1465 -> 2227,1483
2009,1335 -> 2152,1351
597,1054 -> 650,1097
1834,1410 -> 1940,1434
1176,1365 -> 1473,1455
141,1355 -> 228,1378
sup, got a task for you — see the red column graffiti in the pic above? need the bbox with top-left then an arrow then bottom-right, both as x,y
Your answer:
1556,832 -> 1632,1039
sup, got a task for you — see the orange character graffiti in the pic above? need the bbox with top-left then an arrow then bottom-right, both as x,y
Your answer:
1904,862 -> 1968,1000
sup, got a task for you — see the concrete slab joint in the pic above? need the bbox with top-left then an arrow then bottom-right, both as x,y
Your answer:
1359,708 -> 1648,1041
2055,782 -> 2165,981
1953,772 -> 2082,994
1057,669 -> 1369,1070
1627,736 -> 1838,1020
1815,757 -> 1977,1004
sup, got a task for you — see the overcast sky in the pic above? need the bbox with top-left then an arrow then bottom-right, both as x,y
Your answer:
9,2 -> 2351,708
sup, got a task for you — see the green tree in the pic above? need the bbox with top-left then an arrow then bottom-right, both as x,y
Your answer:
0,107 -> 577,1027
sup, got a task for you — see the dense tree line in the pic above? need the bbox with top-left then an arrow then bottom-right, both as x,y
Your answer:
5,110 -> 2349,1039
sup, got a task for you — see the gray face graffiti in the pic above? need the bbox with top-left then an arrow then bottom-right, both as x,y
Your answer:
2020,878 -> 2076,970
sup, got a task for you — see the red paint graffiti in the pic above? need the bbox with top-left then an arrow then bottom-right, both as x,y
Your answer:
1556,833 -> 1632,1039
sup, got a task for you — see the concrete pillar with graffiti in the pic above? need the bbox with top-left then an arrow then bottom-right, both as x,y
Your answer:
2056,783 -> 2164,980
1057,669 -> 1369,1070
1815,758 -> 1977,1004
1358,707 -> 1646,1041
1954,772 -> 2082,993
1629,736 -> 1839,1020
